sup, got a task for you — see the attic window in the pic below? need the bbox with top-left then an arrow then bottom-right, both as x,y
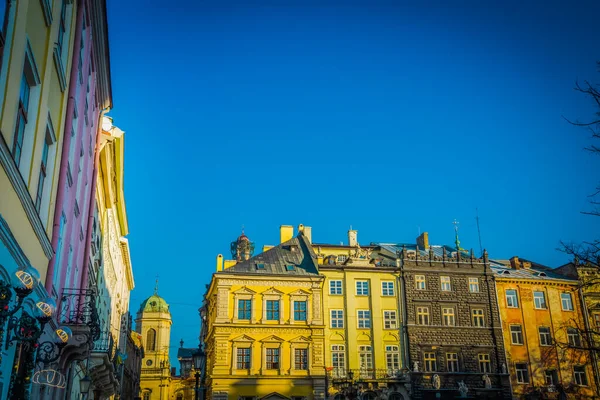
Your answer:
285,265 -> 295,271
256,263 -> 265,270
537,272 -> 547,277
502,270 -> 511,275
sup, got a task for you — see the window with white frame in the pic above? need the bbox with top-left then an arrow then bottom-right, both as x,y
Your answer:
516,363 -> 529,383
539,327 -> 552,346
237,348 -> 251,369
506,289 -> 519,308
337,255 -> 347,264
143,392 -> 150,400
424,352 -> 437,372
442,307 -> 455,326
266,348 -> 280,369
545,370 -> 558,386
533,291 -> 547,309
561,293 -> 574,311
440,276 -> 451,291
478,354 -> 491,373
472,309 -> 484,327
574,365 -> 588,386
356,281 -> 369,296
329,280 -> 343,295
510,325 -> 524,345
331,345 -> 346,378
468,277 -> 480,293
383,310 -> 397,329
330,310 -> 344,328
594,314 -> 600,331
358,345 -> 373,376
416,306 -> 430,325
385,345 -> 400,372
381,281 -> 395,296
567,328 -> 582,347
446,353 -> 459,372
415,275 -> 426,290
357,310 -> 371,329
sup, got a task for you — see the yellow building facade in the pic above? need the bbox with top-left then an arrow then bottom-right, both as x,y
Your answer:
202,230 -> 327,400
494,257 -> 597,399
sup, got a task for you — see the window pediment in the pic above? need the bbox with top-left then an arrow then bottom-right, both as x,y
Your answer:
260,335 -> 284,343
289,289 -> 310,297
290,335 -> 311,344
233,286 -> 256,295
232,334 -> 255,343
262,287 -> 284,296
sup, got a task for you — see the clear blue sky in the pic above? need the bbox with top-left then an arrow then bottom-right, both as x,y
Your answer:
105,0 -> 600,364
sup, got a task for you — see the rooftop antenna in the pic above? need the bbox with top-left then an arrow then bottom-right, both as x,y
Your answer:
453,219 -> 461,252
154,275 -> 159,295
475,208 -> 483,257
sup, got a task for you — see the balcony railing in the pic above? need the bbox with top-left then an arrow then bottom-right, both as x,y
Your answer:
330,369 -> 408,381
92,331 -> 115,357
59,288 -> 101,341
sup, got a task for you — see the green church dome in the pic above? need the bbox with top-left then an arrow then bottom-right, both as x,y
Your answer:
138,294 -> 170,314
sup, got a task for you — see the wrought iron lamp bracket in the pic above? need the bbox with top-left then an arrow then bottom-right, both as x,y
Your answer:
36,340 -> 68,366
5,312 -> 45,350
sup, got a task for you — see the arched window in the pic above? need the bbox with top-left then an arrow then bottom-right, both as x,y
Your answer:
176,394 -> 183,400
146,328 -> 156,351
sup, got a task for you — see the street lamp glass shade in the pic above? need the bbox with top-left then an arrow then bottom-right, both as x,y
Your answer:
12,265 -> 40,293
193,348 -> 204,370
55,326 -> 72,344
34,297 -> 56,322
80,375 -> 91,394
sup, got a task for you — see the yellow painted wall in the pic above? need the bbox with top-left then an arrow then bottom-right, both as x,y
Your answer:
496,277 -> 596,398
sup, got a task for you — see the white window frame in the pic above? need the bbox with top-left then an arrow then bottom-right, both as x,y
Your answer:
533,291 -> 547,309
574,365 -> 588,386
416,306 -> 430,325
539,326 -> 552,346
331,345 -> 346,378
510,325 -> 524,345
357,310 -> 371,329
381,281 -> 395,296
442,307 -> 455,326
385,345 -> 400,373
506,289 -> 519,308
415,275 -> 426,290
329,280 -> 343,295
561,293 -> 574,311
472,309 -> 485,327
383,310 -> 397,329
516,363 -> 529,384
440,276 -> 451,291
356,280 -> 369,296
468,277 -> 480,293
330,309 -> 344,329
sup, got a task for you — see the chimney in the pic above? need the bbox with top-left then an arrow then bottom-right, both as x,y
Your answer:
171,367 -> 176,376
216,254 -> 223,271
510,256 -> 521,270
416,232 -> 429,250
348,229 -> 358,247
280,225 -> 293,243
298,224 -> 312,243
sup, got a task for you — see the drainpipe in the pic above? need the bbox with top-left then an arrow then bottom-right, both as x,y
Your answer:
395,253 -> 410,370
79,106 -> 110,292
46,0 -> 85,294
578,287 -> 600,396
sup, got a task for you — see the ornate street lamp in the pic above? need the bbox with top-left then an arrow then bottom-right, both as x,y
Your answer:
80,375 -> 92,395
192,346 -> 205,400
0,265 -> 41,326
36,325 -> 72,365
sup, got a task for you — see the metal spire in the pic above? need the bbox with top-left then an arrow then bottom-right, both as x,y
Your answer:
453,219 -> 461,252
154,275 -> 159,295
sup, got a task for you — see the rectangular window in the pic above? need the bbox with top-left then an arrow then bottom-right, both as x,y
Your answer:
516,363 -> 529,383
237,348 -> 250,369
446,353 -> 459,372
13,73 -> 31,166
358,345 -> 373,377
294,348 -> 308,370
266,348 -> 280,369
357,310 -> 371,329
561,293 -> 574,311
294,301 -> 307,321
329,280 -> 343,295
511,325 -> 524,345
330,310 -> 344,328
574,366 -> 588,386
472,309 -> 485,327
35,135 -> 50,211
539,327 -> 552,346
416,306 -> 430,325
442,307 -> 455,326
533,291 -> 547,309
468,277 -> 480,293
383,310 -> 397,329
415,275 -> 426,290
568,328 -> 582,347
237,299 -> 251,320
545,370 -> 558,386
331,345 -> 346,378
594,314 -> 600,331
424,352 -> 437,372
356,281 -> 369,296
478,354 -> 491,373
337,255 -> 347,264
381,281 -> 395,296
57,1 -> 67,55
506,289 -> 519,308
386,345 -> 400,372
440,276 -> 451,291
265,300 -> 279,321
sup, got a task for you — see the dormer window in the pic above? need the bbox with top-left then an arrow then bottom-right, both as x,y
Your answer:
256,263 -> 265,270
286,265 -> 295,271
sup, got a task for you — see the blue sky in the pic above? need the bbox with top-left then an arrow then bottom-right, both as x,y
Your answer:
105,0 -> 600,364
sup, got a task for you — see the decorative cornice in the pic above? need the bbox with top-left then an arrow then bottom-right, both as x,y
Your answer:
0,133 -> 53,259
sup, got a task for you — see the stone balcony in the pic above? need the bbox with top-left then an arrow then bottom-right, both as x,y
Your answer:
89,331 -> 119,397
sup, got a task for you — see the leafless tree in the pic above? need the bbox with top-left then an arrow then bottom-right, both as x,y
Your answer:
561,61 -> 600,267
